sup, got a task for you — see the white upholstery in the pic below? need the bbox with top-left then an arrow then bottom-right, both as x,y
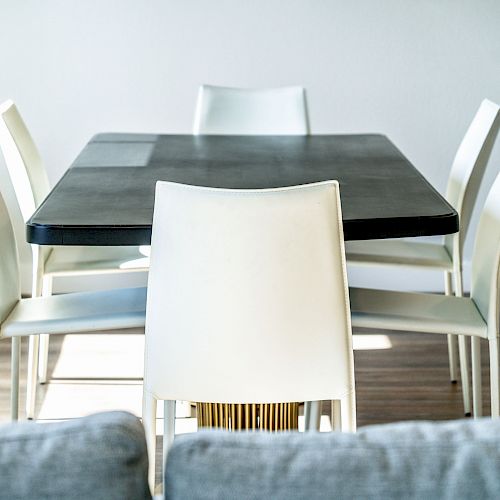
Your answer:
345,99 -> 500,416
142,180 -> 355,489
350,168 -> 500,417
470,164 -> 500,337
346,239 -> 453,269
0,100 -> 150,419
0,194 -> 21,326
445,99 -> 500,256
0,187 -> 146,420
1,287 -> 146,338
351,288 -> 486,338
193,85 -> 310,135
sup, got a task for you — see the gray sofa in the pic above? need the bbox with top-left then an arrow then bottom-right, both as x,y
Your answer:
2,412 -> 500,499
0,411 -> 151,500
165,418 -> 500,500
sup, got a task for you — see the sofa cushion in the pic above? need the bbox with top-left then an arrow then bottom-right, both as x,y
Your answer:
0,411 -> 151,500
164,418 -> 500,500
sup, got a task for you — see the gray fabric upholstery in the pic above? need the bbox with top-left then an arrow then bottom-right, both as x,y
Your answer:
0,411 -> 151,500
164,418 -> 500,500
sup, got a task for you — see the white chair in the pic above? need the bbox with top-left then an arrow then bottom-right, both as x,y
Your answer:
350,167 -> 500,418
0,188 -> 147,421
345,99 -> 500,416
142,180 -> 356,489
0,100 -> 150,419
193,84 -> 310,135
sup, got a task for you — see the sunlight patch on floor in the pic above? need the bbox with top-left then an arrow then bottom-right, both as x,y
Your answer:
51,334 -> 144,379
353,334 -> 392,350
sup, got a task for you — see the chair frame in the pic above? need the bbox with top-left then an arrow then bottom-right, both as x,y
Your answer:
0,99 -> 149,419
350,167 -> 500,418
0,187 -> 147,421
346,99 -> 500,416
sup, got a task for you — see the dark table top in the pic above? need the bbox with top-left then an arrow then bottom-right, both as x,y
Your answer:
27,133 -> 458,245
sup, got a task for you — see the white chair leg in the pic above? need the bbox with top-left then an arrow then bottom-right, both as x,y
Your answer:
444,271 -> 458,383
331,400 -> 341,431
471,337 -> 483,417
11,337 -> 20,421
453,268 -> 471,416
489,337 -> 499,418
447,335 -> 458,383
340,392 -> 357,433
142,392 -> 157,494
26,335 -> 39,419
38,335 -> 50,384
38,275 -> 53,384
163,400 -> 176,473
458,335 -> 471,416
304,401 -> 321,431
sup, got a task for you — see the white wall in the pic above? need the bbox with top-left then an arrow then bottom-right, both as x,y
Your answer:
1,0 -> 500,292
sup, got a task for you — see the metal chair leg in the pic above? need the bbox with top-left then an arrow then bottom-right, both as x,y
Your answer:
331,400 -> 341,431
142,393 -> 157,494
454,268 -> 472,416
444,271 -> 458,383
471,337 -> 482,417
38,275 -> 53,384
489,337 -> 499,418
163,400 -> 176,470
304,401 -> 321,431
26,335 -> 39,419
11,337 -> 20,421
340,392 -> 356,432
458,335 -> 471,416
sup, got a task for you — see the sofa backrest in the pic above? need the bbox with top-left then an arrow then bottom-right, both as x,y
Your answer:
0,411 -> 151,500
164,418 -> 500,500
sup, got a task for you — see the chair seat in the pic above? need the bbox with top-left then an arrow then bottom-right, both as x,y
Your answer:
345,240 -> 453,269
349,287 -> 487,338
44,245 -> 150,276
1,287 -> 147,338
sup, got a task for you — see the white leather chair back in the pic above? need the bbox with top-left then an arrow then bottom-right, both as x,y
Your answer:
444,100 -> 500,259
0,189 -> 21,326
0,100 -> 50,215
193,85 -> 310,135
0,100 -> 52,294
470,170 -> 500,338
144,180 -> 354,404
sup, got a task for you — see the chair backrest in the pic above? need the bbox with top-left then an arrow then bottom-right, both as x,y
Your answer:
470,170 -> 500,337
193,85 -> 310,135
0,189 -> 21,327
144,180 -> 354,404
444,99 -> 500,259
0,100 -> 52,295
0,100 -> 50,218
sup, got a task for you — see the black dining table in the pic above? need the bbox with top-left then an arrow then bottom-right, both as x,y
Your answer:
27,133 -> 458,246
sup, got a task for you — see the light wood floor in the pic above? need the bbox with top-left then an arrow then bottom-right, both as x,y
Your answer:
0,328 -> 491,487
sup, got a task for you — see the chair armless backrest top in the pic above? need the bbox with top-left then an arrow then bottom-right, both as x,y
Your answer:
471,169 -> 500,338
0,100 -> 50,218
193,85 -> 310,135
144,180 -> 354,403
444,99 -> 500,259
0,190 -> 21,328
